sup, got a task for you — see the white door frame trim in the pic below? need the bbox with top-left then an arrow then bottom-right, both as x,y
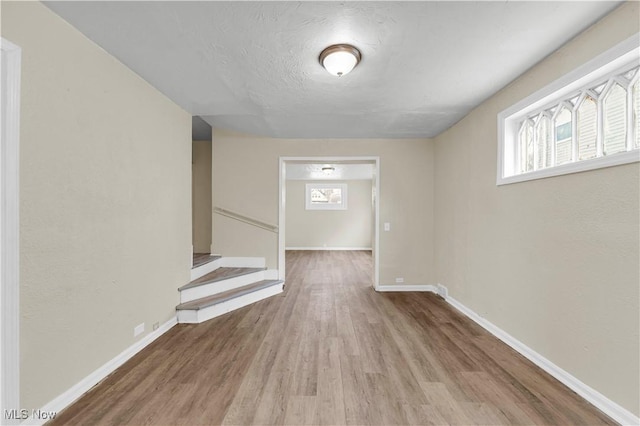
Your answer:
278,156 -> 380,289
1,37 -> 22,423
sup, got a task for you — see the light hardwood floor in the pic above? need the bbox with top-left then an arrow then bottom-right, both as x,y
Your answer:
50,250 -> 615,425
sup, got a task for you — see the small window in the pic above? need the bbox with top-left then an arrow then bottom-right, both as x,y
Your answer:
576,94 -> 597,161
634,78 -> 640,149
498,35 -> 640,185
554,105 -> 573,165
535,113 -> 552,170
305,183 -> 347,210
603,82 -> 627,155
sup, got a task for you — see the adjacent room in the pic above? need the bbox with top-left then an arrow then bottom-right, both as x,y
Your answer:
1,1 -> 638,425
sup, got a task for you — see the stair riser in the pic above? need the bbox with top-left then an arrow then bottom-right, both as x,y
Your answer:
190,257 -> 266,281
180,271 -> 266,303
263,269 -> 279,280
220,257 -> 267,268
177,284 -> 283,324
190,258 -> 223,281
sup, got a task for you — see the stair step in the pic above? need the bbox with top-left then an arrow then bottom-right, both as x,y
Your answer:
176,280 -> 283,311
180,267 -> 266,291
192,254 -> 222,269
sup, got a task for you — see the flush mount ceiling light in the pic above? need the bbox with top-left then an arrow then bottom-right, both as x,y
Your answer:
319,44 -> 361,77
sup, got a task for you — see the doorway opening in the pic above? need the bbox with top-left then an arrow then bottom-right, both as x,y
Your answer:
191,117 -> 213,268
278,157 -> 380,289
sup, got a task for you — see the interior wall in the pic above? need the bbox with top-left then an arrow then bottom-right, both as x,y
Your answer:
2,2 -> 191,411
433,2 -> 639,416
192,140 -> 212,253
212,131 -> 434,286
286,179 -> 372,249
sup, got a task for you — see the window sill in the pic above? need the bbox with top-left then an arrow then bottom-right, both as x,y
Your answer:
496,149 -> 639,186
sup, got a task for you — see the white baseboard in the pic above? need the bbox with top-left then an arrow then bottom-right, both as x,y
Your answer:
376,284 -> 436,292
438,284 -> 640,426
285,247 -> 372,251
21,316 -> 178,426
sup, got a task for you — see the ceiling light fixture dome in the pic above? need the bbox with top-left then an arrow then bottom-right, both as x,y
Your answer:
319,44 -> 361,77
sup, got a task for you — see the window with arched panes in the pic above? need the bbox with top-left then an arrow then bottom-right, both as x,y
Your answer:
535,113 -> 552,170
554,105 -> 573,165
500,55 -> 639,184
576,94 -> 598,161
518,120 -> 534,173
602,81 -> 627,155
633,76 -> 640,149
499,39 -> 639,185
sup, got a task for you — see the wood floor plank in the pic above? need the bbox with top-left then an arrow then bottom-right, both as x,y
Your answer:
316,337 -> 346,425
48,250 -> 617,426
283,396 -> 318,425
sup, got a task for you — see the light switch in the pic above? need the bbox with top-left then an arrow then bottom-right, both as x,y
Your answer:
384,222 -> 390,231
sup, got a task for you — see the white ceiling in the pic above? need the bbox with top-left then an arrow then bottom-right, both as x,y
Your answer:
44,1 -> 621,139
286,163 -> 374,181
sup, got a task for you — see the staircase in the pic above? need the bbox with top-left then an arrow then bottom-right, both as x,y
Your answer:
177,254 -> 284,323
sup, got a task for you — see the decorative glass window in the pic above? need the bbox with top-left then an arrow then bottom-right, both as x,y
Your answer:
603,82 -> 627,155
576,94 -> 598,161
554,105 -> 573,165
634,77 -> 640,148
535,113 -> 552,170
305,183 -> 347,210
497,36 -> 640,185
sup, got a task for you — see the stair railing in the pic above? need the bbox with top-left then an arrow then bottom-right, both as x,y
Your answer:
213,207 -> 278,233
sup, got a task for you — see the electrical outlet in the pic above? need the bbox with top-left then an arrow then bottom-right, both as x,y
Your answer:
395,277 -> 404,283
134,323 -> 145,337
153,322 -> 159,331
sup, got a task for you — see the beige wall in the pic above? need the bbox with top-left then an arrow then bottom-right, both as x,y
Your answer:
286,180 -> 372,249
192,140 -> 212,253
2,2 -> 191,411
212,130 -> 434,286
434,2 -> 639,416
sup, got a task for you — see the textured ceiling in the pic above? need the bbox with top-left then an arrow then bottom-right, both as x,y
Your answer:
45,1 -> 621,139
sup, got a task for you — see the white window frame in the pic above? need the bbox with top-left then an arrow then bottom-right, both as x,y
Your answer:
305,183 -> 348,210
497,34 -> 640,186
